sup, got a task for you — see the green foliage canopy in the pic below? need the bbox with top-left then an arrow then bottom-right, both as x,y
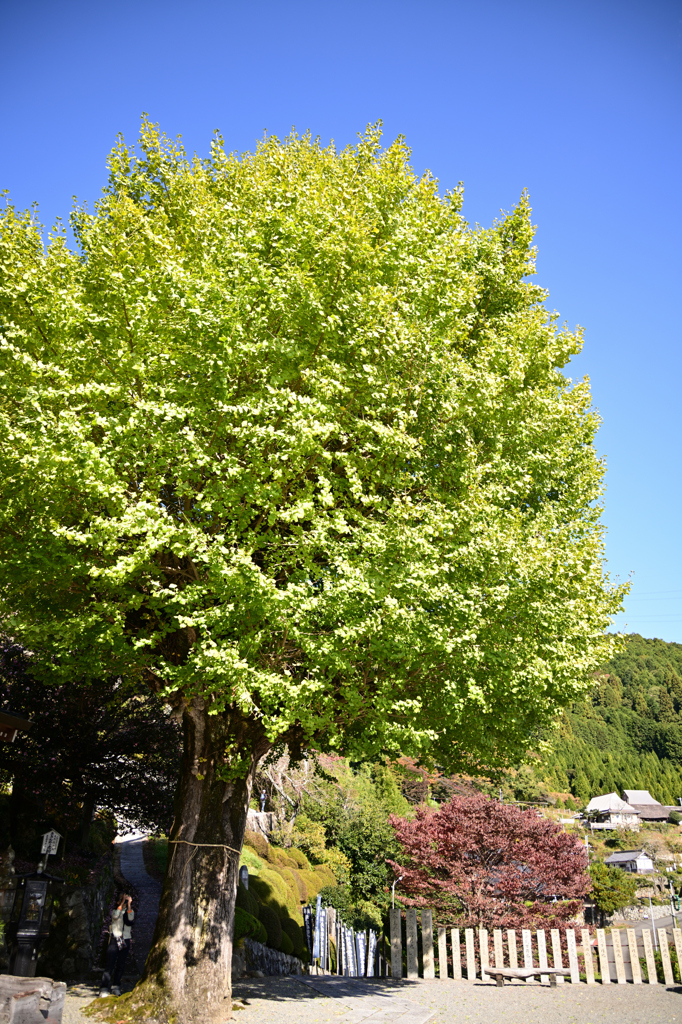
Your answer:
589,860 -> 639,915
0,120 -> 623,773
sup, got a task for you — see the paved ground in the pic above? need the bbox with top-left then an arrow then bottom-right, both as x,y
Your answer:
62,848 -> 682,1024
65,967 -> 682,1024
116,832 -> 162,975
232,976 -> 682,1024
62,982 -> 101,1024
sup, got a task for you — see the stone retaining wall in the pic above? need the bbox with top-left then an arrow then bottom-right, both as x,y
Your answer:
246,810 -> 276,840
583,900 -> 673,926
232,937 -> 304,978
607,902 -> 672,924
37,856 -> 115,980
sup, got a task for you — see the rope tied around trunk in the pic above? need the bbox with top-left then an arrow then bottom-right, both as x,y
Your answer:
167,838 -> 241,874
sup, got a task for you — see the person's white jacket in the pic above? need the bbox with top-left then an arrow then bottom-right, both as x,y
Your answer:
111,908 -> 134,940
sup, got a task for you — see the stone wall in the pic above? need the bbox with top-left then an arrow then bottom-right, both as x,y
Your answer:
36,856 -> 115,980
607,902 -> 672,925
583,900 -> 673,927
246,810 -> 276,840
232,937 -> 304,978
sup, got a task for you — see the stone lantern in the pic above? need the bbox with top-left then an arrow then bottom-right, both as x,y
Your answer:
7,866 -> 63,976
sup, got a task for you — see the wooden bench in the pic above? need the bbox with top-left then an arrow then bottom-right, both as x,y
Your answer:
0,976 -> 66,1024
489,967 -> 572,987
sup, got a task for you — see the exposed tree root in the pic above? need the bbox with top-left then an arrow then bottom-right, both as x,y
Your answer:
82,977 -> 238,1024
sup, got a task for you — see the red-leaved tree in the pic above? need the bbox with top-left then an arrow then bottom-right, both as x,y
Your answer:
389,794 -> 590,931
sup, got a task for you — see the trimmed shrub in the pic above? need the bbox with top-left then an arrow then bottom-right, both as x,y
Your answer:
286,847 -> 311,870
279,931 -> 294,955
244,828 -> 269,860
670,810 -> 682,825
240,844 -> 266,873
299,868 -> 324,899
235,881 -> 260,919
251,866 -> 300,921
234,907 -> 266,943
278,866 -> 306,913
268,846 -> 299,870
258,904 -> 282,950
281,917 -> 305,958
288,867 -> 308,903
313,864 -> 336,888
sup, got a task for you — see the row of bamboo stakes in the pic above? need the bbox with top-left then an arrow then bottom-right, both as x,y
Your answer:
388,908 -> 682,984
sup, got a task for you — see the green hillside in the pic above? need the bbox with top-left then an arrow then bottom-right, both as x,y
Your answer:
541,634 -> 682,806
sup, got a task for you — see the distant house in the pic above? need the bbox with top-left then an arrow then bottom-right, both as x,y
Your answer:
604,850 -> 654,874
622,789 -> 678,822
584,792 -> 640,829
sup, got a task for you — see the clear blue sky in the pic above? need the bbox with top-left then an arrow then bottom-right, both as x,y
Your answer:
2,0 -> 681,640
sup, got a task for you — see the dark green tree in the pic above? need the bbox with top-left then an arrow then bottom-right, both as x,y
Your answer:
589,861 -> 638,920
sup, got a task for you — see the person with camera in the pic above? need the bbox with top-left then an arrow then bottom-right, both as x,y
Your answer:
99,893 -> 134,997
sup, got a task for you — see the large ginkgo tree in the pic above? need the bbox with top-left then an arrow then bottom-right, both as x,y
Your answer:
0,121 -> 623,1020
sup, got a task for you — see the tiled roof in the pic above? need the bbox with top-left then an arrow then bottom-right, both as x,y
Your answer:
605,850 -> 650,864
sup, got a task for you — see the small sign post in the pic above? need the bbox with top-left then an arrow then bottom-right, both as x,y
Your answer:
40,830 -> 63,866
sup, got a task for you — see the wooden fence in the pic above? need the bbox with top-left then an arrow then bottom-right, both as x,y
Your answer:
382,909 -> 682,985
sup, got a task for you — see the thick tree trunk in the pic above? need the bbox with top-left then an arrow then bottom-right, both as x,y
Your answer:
141,697 -> 270,1023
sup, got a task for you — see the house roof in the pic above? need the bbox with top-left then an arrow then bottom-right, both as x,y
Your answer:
604,850 -> 651,864
623,790 -> 661,806
631,805 -> 675,820
585,792 -> 638,814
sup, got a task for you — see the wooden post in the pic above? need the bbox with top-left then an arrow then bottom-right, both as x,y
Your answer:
566,929 -> 580,984
465,928 -> 476,981
493,929 -> 504,971
673,928 -> 682,984
537,929 -> 549,985
507,929 -> 519,970
550,929 -> 564,984
406,908 -> 418,980
642,928 -> 657,984
479,928 -> 490,981
522,929 -> 534,982
658,929 -> 674,986
581,929 -> 595,985
596,929 -> 610,984
437,925 -> 448,979
422,910 -> 435,979
627,928 -> 642,985
451,928 -> 462,980
390,909 -> 402,980
611,929 -> 626,984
